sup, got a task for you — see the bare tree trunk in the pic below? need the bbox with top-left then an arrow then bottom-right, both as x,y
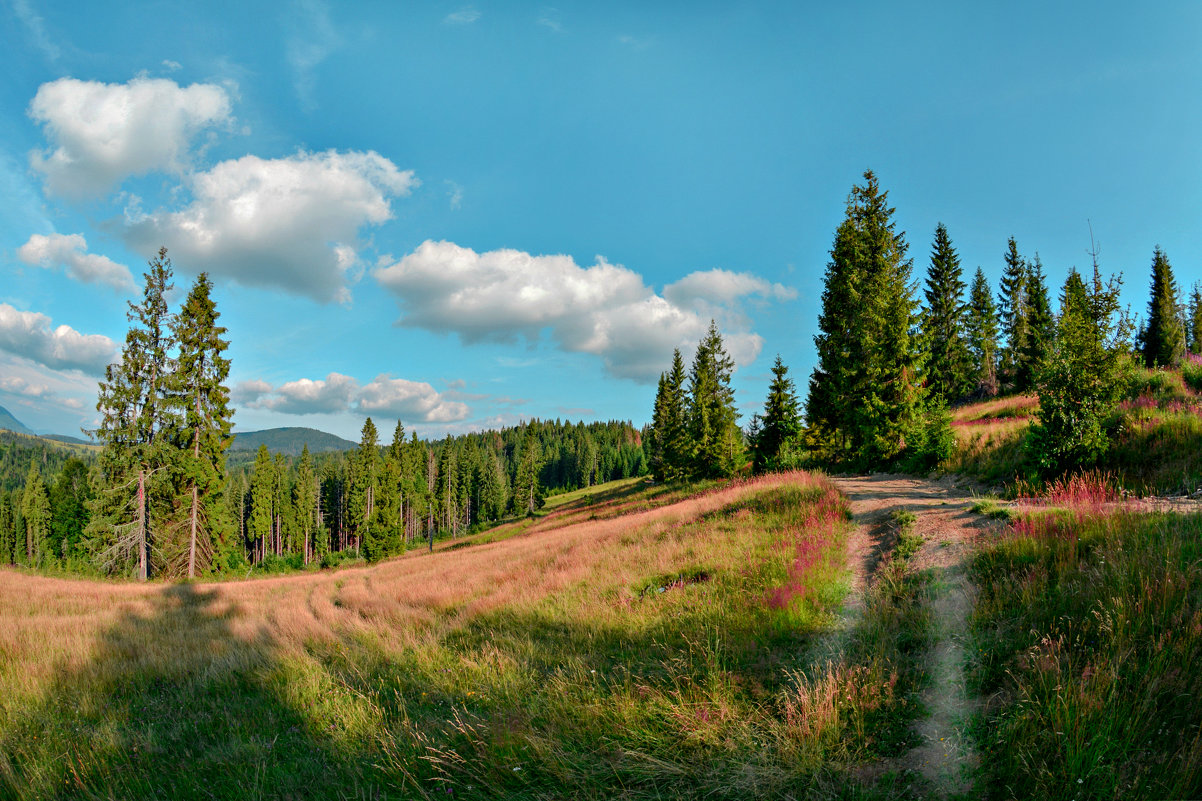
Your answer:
188,484 -> 198,578
137,468 -> 148,581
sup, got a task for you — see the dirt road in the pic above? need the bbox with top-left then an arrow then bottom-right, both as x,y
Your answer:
832,474 -> 1000,796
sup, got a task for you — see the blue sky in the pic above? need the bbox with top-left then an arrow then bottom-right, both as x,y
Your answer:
1,1 -> 1199,440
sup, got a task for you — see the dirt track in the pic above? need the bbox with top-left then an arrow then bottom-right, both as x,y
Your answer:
832,474 -> 1001,796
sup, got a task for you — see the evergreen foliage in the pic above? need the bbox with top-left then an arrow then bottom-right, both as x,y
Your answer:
805,170 -> 923,467
20,463 -> 50,566
688,321 -> 741,477
1017,255 -> 1054,390
920,223 -> 971,401
997,237 -> 1029,391
965,268 -> 1000,397
749,356 -> 802,473
1029,259 -> 1132,473
87,247 -> 177,580
649,349 -> 690,481
167,272 -> 233,577
1141,246 -> 1185,367
1188,283 -> 1202,355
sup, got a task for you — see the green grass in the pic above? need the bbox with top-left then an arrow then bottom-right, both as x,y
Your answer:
968,508 -> 1202,798
0,473 -> 941,800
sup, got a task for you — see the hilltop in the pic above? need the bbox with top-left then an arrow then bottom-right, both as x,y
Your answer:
229,426 -> 356,456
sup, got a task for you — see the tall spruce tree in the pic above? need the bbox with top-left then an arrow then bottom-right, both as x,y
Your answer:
750,355 -> 801,473
1017,255 -> 1054,391
294,444 -> 319,564
348,418 -> 380,553
965,268 -> 1000,397
87,247 -> 176,579
20,463 -> 50,566
248,445 -> 274,562
806,170 -> 922,466
1141,246 -> 1185,367
688,321 -> 741,477
920,223 -> 970,401
167,272 -> 233,578
0,493 -> 14,565
997,237 -> 1028,392
1188,283 -> 1202,355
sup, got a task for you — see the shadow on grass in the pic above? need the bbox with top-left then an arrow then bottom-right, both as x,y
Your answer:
0,583 -> 391,800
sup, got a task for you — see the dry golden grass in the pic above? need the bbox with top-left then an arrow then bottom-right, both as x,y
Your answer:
0,472 -> 818,707
951,393 -> 1037,424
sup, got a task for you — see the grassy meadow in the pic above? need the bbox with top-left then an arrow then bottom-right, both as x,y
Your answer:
968,476 -> 1202,799
0,472 -> 932,800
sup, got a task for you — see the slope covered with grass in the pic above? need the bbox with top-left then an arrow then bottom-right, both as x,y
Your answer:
0,472 -> 926,800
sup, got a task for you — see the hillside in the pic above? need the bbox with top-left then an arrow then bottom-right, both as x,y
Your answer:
229,426 -> 356,455
0,405 -> 34,435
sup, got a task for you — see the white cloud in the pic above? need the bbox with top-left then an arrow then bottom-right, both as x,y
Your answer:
123,150 -> 417,303
17,233 -> 136,291
0,303 -> 117,374
444,7 -> 481,24
234,371 -> 469,423
358,375 -> 469,422
373,240 -> 792,382
28,76 -> 232,198
664,268 -> 796,307
0,375 -> 54,399
162,59 -> 182,72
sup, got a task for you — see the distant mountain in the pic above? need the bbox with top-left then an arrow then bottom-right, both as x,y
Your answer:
230,427 -> 356,456
0,405 -> 34,435
43,434 -> 94,446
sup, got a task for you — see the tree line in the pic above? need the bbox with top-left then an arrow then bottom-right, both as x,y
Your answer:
0,249 -> 646,578
648,169 -> 1197,479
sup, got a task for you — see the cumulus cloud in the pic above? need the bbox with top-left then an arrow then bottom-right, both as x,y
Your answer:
123,150 -> 417,303
358,375 -> 470,423
0,375 -> 54,399
0,303 -> 117,374
28,76 -> 232,198
373,240 -> 793,382
17,233 -> 136,291
234,372 -> 468,423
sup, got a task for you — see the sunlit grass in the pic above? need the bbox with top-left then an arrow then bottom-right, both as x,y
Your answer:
968,478 -> 1202,799
0,471 -> 929,799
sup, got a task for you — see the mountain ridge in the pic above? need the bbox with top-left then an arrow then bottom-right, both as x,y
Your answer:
230,426 -> 356,456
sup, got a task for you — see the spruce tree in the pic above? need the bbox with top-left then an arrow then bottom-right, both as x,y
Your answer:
20,463 -> 50,566
750,355 -> 801,473
87,247 -> 176,579
1030,255 -> 1132,473
167,272 -> 232,577
997,237 -> 1028,392
0,493 -> 14,565
348,418 -> 380,552
688,321 -> 740,477
965,268 -> 1000,397
920,223 -> 970,401
248,445 -> 274,562
1141,246 -> 1185,367
1188,283 -> 1202,355
511,427 -> 544,515
294,445 -> 319,563
806,170 -> 922,466
1017,255 -> 1054,391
